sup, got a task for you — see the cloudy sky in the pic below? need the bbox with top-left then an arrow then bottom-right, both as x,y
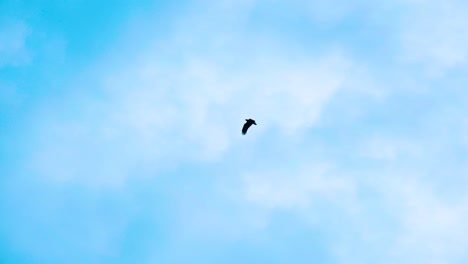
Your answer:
1,0 -> 468,263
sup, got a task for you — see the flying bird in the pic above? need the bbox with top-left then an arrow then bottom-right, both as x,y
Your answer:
242,119 -> 257,135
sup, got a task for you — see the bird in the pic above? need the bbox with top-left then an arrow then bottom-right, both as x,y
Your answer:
242,119 -> 257,135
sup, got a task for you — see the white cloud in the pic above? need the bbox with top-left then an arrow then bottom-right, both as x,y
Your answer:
360,137 -> 422,161
397,0 -> 468,73
242,163 -> 357,211
5,0 -> 468,262
235,159 -> 468,263
375,177 -> 468,264
26,27 -> 359,188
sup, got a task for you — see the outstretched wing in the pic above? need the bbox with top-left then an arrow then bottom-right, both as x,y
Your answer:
242,122 -> 252,135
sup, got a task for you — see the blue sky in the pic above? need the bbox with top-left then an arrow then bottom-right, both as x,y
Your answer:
1,0 -> 468,263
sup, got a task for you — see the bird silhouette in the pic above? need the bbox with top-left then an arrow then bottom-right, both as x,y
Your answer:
242,119 -> 257,135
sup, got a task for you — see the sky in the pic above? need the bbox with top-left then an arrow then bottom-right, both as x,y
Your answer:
1,0 -> 468,263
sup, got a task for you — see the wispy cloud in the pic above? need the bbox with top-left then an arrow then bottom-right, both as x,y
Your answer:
397,0 -> 468,73
1,0 -> 468,263
24,2 -> 363,188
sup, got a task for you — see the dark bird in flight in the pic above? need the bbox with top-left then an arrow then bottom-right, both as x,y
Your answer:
242,119 -> 257,135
